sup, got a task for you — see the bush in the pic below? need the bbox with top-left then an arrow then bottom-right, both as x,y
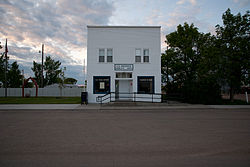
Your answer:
182,79 -> 222,104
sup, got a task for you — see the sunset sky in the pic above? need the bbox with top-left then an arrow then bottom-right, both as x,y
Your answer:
0,0 -> 249,84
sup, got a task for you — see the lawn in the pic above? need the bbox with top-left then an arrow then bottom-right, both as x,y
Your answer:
0,97 -> 81,104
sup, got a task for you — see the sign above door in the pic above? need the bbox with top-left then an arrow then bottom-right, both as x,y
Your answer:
114,64 -> 133,71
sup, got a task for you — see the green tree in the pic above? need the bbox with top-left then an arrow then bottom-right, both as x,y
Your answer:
215,9 -> 250,102
32,56 -> 62,87
162,23 -> 222,104
0,53 -> 10,88
24,79 -> 34,88
44,56 -> 62,85
165,23 -> 201,82
64,78 -> 77,84
0,54 -> 5,87
31,61 -> 43,87
7,61 -> 22,88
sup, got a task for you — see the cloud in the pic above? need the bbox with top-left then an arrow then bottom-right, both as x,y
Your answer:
152,0 -> 215,52
0,0 -> 114,83
146,10 -> 163,25
232,0 -> 250,6
177,0 -> 197,6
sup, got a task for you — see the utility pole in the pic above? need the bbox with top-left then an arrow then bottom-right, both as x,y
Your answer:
41,44 -> 44,88
4,39 -> 8,98
22,70 -> 24,86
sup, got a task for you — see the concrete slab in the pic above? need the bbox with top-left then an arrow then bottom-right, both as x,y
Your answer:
0,103 -> 249,111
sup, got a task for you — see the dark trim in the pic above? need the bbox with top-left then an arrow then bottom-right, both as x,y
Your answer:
137,76 -> 155,94
93,76 -> 110,94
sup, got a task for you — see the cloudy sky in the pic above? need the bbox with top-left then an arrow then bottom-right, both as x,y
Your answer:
0,0 -> 249,84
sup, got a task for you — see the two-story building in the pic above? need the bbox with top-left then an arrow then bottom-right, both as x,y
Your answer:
86,26 -> 161,103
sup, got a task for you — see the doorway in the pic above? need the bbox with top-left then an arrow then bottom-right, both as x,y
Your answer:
115,80 -> 133,101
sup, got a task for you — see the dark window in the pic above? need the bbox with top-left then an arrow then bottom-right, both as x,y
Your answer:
107,56 -> 113,62
143,49 -> 149,63
135,56 -> 141,62
137,76 -> 154,94
135,49 -> 141,63
93,76 -> 110,94
116,73 -> 132,78
143,56 -> 149,62
99,49 -> 105,62
107,48 -> 113,62
99,56 -> 104,62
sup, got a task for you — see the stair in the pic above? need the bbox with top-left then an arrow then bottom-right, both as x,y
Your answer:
103,101 -> 137,107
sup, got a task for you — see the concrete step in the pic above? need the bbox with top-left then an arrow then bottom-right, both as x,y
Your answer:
102,101 -> 185,107
103,101 -> 137,106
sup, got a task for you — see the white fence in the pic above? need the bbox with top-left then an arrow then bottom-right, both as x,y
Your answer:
0,87 -> 85,97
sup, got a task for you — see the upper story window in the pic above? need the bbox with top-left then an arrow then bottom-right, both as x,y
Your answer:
107,48 -> 113,63
135,49 -> 141,63
143,49 -> 149,63
99,49 -> 105,63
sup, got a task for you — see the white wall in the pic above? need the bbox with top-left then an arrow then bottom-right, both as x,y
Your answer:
87,26 -> 161,103
0,88 -> 84,97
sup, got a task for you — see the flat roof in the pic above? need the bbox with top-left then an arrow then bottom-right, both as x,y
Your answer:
87,25 -> 161,28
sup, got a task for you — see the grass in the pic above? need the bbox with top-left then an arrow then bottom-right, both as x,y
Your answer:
0,97 -> 81,104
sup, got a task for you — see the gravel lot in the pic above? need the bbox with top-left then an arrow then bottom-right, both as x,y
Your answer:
0,108 -> 250,167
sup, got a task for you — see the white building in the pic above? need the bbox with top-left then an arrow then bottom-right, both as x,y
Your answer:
86,26 -> 161,103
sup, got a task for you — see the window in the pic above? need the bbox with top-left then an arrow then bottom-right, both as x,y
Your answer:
135,49 -> 141,63
99,56 -> 105,62
93,76 -> 110,94
116,73 -> 132,78
143,56 -> 149,62
137,76 -> 154,94
99,49 -> 105,62
107,48 -> 113,62
136,49 -> 141,56
135,56 -> 141,63
143,49 -> 149,63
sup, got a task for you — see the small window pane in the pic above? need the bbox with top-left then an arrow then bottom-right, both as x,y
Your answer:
107,49 -> 113,56
116,73 -> 132,78
144,56 -> 149,63
136,49 -> 141,56
135,56 -> 141,62
99,49 -> 105,56
122,73 -> 126,78
143,49 -> 149,56
99,56 -> 104,62
107,56 -> 113,62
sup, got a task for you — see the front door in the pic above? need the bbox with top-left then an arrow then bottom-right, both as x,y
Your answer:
117,80 -> 132,101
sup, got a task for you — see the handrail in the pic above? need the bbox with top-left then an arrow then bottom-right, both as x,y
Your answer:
96,92 -> 111,105
96,92 -> 168,104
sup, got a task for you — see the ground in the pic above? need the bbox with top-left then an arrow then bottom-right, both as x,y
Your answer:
0,108 -> 249,167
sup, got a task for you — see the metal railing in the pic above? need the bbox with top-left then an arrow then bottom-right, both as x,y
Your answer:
96,92 -> 166,105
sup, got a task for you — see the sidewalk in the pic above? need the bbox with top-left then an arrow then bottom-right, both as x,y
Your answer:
0,103 -> 249,111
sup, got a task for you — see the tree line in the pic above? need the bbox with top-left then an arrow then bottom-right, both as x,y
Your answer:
0,54 -> 77,88
31,56 -> 77,87
161,9 -> 249,103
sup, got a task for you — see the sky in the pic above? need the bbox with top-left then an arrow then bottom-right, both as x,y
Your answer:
0,0 -> 249,84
